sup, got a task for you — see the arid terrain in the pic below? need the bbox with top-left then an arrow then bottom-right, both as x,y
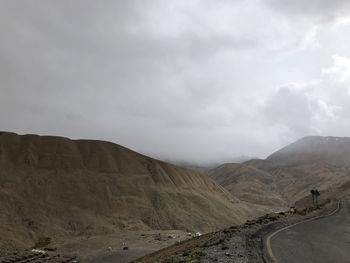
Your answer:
0,132 -> 259,259
2,132 -> 350,262
53,229 -> 192,263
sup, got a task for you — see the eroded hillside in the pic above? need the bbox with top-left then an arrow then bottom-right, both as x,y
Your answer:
0,132 -> 255,254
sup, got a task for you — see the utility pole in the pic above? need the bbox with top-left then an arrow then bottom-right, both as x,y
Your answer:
315,189 -> 320,208
310,189 -> 315,207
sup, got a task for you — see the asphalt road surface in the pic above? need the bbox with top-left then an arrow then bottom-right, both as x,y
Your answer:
270,200 -> 350,263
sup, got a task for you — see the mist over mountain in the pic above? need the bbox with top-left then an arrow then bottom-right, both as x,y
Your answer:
3,1 -> 350,166
169,156 -> 255,174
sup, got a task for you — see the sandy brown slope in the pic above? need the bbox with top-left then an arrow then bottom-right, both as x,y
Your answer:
0,132 -> 255,254
207,163 -> 287,208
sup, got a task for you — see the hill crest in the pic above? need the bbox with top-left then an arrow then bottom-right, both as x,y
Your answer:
0,132 -> 253,253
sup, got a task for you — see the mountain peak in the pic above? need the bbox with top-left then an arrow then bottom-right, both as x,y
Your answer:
266,135 -> 350,167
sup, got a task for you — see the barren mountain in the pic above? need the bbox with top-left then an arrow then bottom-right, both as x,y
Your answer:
208,136 -> 350,208
0,132 -> 254,254
267,136 -> 350,167
245,136 -> 350,203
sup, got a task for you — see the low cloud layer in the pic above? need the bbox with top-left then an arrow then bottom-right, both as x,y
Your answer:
1,0 -> 350,164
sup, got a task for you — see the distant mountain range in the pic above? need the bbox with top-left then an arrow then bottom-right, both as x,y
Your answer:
208,136 -> 350,209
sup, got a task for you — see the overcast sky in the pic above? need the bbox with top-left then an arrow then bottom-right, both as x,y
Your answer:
1,0 -> 350,164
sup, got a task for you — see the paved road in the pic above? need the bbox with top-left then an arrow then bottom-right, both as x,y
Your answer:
270,200 -> 350,263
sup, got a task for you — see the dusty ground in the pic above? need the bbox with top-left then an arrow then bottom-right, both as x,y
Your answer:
49,230 -> 192,263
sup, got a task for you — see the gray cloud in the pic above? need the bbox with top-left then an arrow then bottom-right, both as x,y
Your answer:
263,0 -> 350,22
1,0 -> 350,164
263,85 -> 316,136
